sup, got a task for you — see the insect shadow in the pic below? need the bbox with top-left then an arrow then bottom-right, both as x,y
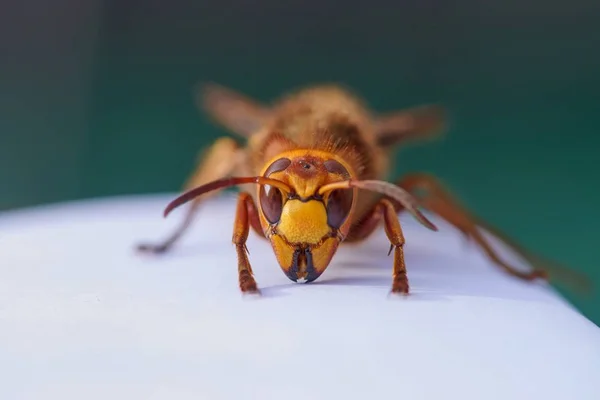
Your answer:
259,242 -> 551,303
257,243 -> 453,301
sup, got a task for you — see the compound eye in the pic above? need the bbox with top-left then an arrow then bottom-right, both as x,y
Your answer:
324,159 -> 351,179
264,157 -> 291,177
326,189 -> 354,229
260,184 -> 284,224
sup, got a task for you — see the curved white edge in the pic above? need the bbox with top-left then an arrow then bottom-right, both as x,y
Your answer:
1,194 -> 599,400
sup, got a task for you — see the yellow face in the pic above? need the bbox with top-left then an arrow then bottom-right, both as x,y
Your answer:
257,150 -> 357,283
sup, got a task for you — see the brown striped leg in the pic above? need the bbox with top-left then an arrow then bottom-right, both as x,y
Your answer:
379,199 -> 410,294
397,173 -> 547,281
245,193 -> 267,239
136,137 -> 240,254
233,192 -> 261,294
344,201 -> 410,294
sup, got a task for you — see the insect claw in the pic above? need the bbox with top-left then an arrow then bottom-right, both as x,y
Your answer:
387,290 -> 410,299
242,288 -> 262,297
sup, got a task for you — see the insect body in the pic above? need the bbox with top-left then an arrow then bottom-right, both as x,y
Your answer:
137,83 -> 560,295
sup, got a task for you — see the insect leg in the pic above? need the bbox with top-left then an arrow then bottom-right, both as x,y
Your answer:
137,137 -> 241,254
376,199 -> 410,294
233,192 -> 261,294
245,193 -> 267,239
396,173 -> 547,281
341,199 -> 412,293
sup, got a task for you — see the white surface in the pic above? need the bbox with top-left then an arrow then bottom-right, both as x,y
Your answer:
0,193 -> 599,400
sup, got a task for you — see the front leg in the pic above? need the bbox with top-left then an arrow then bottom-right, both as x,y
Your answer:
344,199 -> 410,294
379,199 -> 410,295
233,192 -> 261,294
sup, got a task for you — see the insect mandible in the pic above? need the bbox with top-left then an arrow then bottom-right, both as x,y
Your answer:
136,82 -> 580,296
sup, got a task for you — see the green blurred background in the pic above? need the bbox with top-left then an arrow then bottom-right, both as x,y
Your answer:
1,1 -> 598,324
